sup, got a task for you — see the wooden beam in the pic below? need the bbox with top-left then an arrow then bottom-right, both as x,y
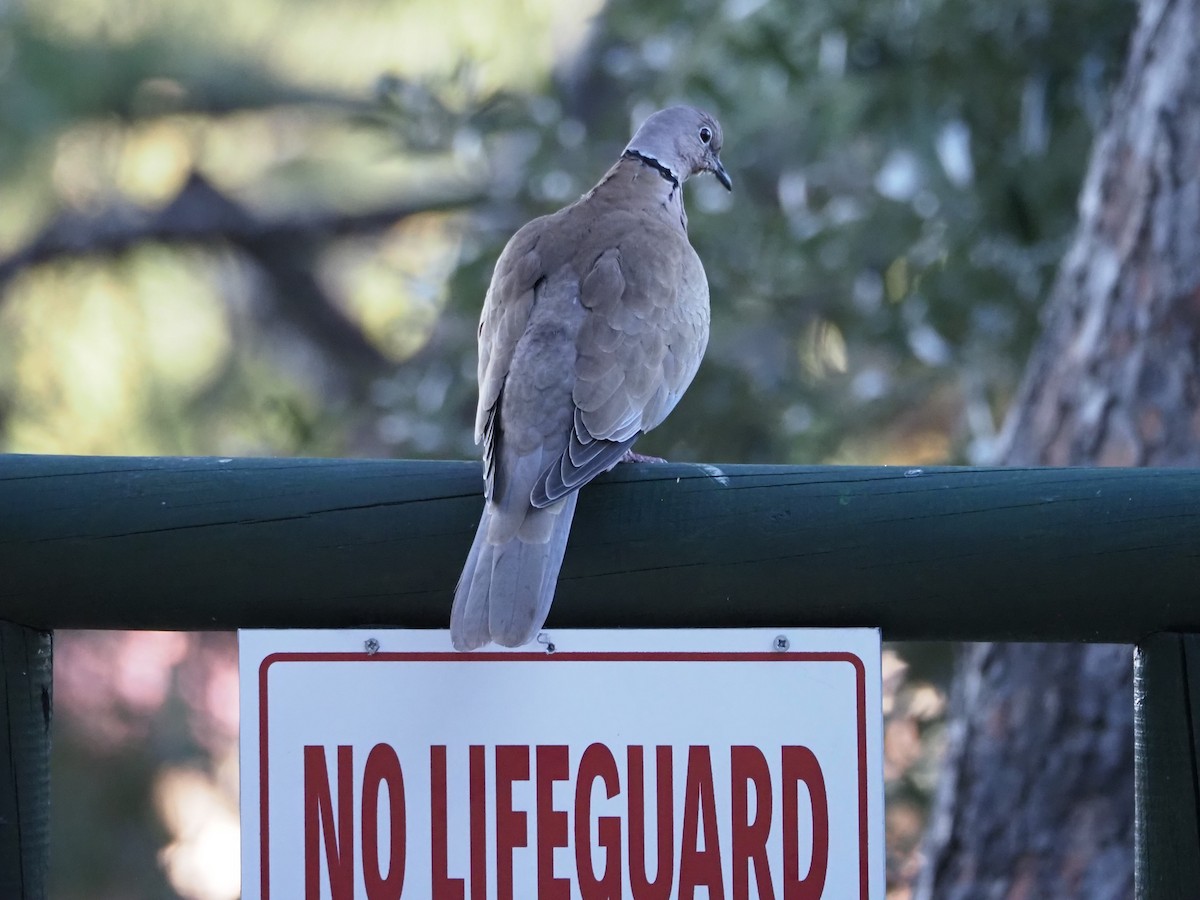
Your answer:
0,622 -> 51,900
1,454 -> 1199,640
1135,634 -> 1200,898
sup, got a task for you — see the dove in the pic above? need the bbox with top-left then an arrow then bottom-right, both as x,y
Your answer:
451,105 -> 731,650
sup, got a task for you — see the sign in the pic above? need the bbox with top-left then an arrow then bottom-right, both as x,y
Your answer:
240,629 -> 883,899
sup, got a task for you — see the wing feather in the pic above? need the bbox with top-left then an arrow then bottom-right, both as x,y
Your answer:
531,222 -> 709,506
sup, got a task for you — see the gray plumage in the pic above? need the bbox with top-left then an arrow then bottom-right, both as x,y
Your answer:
451,106 -> 731,650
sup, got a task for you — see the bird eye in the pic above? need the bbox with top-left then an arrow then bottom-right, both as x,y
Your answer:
699,126 -> 712,144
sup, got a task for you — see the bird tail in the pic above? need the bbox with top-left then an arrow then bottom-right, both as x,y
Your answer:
450,492 -> 579,650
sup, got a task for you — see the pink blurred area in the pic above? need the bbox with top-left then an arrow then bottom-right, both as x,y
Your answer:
56,630 -> 238,751
53,631 -> 242,900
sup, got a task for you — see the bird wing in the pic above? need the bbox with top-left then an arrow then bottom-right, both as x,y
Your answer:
531,210 -> 711,507
475,215 -> 554,500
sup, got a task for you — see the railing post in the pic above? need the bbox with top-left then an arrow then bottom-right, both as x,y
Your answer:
0,621 -> 51,900
1134,633 -> 1200,898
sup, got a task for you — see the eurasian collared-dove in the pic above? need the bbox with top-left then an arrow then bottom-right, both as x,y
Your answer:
451,106 -> 731,650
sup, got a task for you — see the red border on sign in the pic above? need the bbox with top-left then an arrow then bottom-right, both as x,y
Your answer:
256,650 -> 871,899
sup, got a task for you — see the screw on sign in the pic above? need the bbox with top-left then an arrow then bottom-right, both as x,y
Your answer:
303,741 -> 830,899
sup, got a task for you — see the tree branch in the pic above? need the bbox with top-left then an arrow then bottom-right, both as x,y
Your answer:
0,173 -> 484,287
0,172 -> 487,378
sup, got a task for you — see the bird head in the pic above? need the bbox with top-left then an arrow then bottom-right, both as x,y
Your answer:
624,106 -> 732,192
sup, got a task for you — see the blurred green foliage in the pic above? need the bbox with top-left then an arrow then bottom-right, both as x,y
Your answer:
0,0 -> 1136,896
450,0 -> 1137,466
0,0 -> 1135,468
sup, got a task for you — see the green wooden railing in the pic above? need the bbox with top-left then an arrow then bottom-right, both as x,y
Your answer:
2,454 -> 1199,896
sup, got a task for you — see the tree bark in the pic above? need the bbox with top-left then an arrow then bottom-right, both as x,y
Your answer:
919,0 -> 1200,895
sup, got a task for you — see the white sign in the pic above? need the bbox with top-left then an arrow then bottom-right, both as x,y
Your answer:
240,629 -> 883,899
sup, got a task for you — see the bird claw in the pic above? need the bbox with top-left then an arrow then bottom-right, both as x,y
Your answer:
621,449 -> 668,464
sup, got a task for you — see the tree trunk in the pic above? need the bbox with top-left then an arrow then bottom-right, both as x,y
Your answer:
919,0 -> 1200,895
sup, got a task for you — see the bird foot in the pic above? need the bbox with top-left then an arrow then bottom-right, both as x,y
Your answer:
621,449 -> 668,464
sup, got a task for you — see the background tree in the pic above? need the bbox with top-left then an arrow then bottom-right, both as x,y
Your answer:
920,0 -> 1200,894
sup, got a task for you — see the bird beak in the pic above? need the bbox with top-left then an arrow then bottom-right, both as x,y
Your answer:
712,157 -> 732,192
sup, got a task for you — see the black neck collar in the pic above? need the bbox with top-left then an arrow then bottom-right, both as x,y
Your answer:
623,150 -> 680,189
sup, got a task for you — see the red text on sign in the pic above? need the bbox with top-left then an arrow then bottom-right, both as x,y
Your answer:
302,743 -> 830,898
